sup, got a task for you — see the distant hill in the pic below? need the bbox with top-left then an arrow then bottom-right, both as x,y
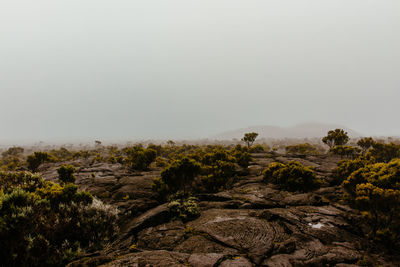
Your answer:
214,122 -> 362,140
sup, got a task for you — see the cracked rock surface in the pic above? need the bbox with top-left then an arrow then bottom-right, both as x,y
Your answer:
40,153 -> 399,266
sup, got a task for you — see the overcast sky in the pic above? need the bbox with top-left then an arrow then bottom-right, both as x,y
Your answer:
0,0 -> 399,142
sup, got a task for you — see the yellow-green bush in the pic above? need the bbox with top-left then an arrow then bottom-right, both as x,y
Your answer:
26,152 -> 55,172
367,142 -> 400,163
342,159 -> 400,249
153,157 -> 201,196
285,143 -> 320,155
57,164 -> 76,184
123,146 -> 157,171
168,196 -> 200,222
263,161 -> 321,192
331,157 -> 372,185
329,145 -> 361,159
0,171 -> 118,266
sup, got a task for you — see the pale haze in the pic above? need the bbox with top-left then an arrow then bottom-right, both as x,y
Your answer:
0,0 -> 399,142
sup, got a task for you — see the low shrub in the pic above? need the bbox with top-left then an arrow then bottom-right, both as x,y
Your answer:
331,157 -> 371,185
152,157 -> 201,197
1,147 -> 24,157
329,145 -> 361,159
285,143 -> 320,155
124,146 -> 157,171
168,196 -> 200,222
0,171 -> 118,266
26,152 -> 55,172
367,142 -> 400,163
249,144 -> 268,153
57,164 -> 76,184
49,147 -> 73,162
342,159 -> 400,250
263,161 -> 321,192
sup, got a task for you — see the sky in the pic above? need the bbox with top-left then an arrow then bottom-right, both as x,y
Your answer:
0,0 -> 399,142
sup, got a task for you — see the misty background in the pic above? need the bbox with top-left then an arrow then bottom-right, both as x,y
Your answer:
0,0 -> 399,143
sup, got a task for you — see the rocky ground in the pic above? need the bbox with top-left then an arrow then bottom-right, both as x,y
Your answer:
39,152 -> 398,266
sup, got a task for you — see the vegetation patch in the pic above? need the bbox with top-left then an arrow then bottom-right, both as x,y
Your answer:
263,161 -> 321,192
342,159 -> 400,250
0,171 -> 118,266
168,196 -> 200,222
285,143 -> 320,155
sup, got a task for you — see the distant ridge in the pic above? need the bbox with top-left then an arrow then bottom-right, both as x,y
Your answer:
214,122 -> 362,140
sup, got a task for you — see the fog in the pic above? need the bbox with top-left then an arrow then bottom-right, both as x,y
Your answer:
0,0 -> 399,143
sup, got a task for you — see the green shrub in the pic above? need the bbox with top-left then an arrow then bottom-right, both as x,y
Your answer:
1,146 -> 24,157
232,150 -> 252,169
57,164 -> 76,184
199,148 -> 241,192
200,160 -> 237,192
49,147 -> 73,162
249,144 -> 268,153
26,152 -> 54,172
342,159 -> 400,249
0,155 -> 23,171
124,146 -> 157,171
155,156 -> 168,167
285,143 -> 320,155
168,196 -> 200,222
153,157 -> 201,196
367,142 -> 400,163
329,145 -> 361,159
331,157 -> 371,185
0,171 -> 45,193
0,171 -> 118,266
153,146 -> 252,197
343,159 -> 400,199
151,177 -> 169,200
263,161 -> 321,192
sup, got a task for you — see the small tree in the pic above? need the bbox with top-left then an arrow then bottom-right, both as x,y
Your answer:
241,132 -> 259,148
322,129 -> 349,148
57,164 -> 76,184
95,140 -> 102,147
167,140 -> 175,146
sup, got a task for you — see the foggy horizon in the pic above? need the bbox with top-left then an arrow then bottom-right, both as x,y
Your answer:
1,0 -> 399,142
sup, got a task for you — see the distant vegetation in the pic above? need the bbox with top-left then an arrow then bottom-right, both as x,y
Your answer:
285,143 -> 320,155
